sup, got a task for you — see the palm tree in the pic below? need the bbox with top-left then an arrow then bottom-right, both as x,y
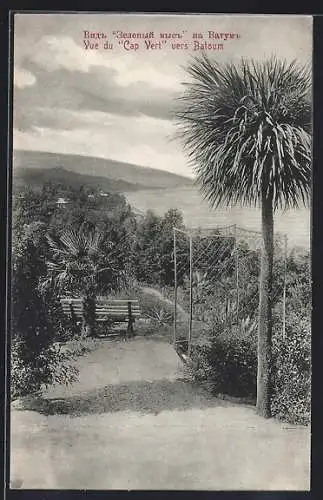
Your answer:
42,225 -> 116,336
175,54 -> 311,418
45,226 -> 110,293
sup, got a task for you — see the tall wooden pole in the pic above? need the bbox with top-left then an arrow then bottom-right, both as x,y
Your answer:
236,247 -> 240,327
282,234 -> 287,340
173,228 -> 177,347
188,233 -> 193,356
234,225 -> 239,327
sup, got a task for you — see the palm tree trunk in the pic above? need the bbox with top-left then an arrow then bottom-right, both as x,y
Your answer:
83,294 -> 96,337
257,194 -> 274,418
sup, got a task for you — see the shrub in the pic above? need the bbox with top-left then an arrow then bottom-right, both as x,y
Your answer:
11,222 -> 80,400
11,336 -> 79,400
190,323 -> 257,399
271,311 -> 311,425
139,292 -> 174,326
46,292 -> 83,342
188,307 -> 310,424
144,302 -> 173,326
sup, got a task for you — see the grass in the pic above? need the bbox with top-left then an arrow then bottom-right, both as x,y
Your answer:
10,335 -> 310,490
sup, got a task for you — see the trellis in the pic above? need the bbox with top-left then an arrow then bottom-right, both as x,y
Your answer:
173,224 -> 288,356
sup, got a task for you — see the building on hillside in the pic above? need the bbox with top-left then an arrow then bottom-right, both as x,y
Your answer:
56,197 -> 70,207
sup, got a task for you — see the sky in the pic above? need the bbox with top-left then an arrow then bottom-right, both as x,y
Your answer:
13,14 -> 312,178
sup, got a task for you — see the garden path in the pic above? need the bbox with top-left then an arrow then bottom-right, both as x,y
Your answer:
11,336 -> 310,490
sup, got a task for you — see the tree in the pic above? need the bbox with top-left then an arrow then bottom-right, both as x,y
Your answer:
134,210 -> 163,285
175,55 -> 311,417
160,209 -> 185,286
43,225 -> 117,336
134,209 -> 186,287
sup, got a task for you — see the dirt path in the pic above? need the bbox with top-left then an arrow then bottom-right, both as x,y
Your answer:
10,337 -> 310,490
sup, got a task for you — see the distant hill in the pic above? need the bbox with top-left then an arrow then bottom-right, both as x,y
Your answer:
13,150 -> 192,190
13,165 -> 150,193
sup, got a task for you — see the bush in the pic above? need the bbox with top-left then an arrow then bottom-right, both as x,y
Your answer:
271,311 -> 311,425
190,323 -> 257,399
11,222 -> 81,400
139,291 -> 174,326
189,308 -> 310,424
11,336 -> 79,400
46,293 -> 83,342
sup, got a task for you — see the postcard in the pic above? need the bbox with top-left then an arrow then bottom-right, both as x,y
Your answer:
10,13 -> 311,491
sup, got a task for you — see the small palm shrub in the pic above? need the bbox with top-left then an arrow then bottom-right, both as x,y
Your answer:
140,294 -> 174,326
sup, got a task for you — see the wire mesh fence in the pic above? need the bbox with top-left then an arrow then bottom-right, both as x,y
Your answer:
173,224 -> 290,353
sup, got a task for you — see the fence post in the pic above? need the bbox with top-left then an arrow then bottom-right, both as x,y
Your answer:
127,300 -> 134,338
234,225 -> 240,328
83,295 -> 96,337
282,234 -> 287,340
188,233 -> 193,356
173,228 -> 177,347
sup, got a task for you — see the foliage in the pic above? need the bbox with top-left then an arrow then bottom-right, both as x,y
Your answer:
11,179 -> 311,424
176,234 -> 261,329
44,289 -> 82,342
44,224 -> 135,298
270,256 -> 311,425
11,337 -> 79,400
11,185 -> 139,397
187,247 -> 311,424
190,324 -> 257,399
175,55 -> 311,210
44,226 -> 106,295
13,182 -> 132,231
271,311 -> 311,425
139,293 -> 174,326
11,222 -> 79,399
133,210 -> 163,285
134,208 -> 186,287
175,53 -> 311,418
159,209 -> 186,286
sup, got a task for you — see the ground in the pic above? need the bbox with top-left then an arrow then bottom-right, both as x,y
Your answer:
10,335 -> 310,490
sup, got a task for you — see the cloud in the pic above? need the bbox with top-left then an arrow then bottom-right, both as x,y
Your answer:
13,108 -> 193,177
30,35 -> 107,73
13,60 -> 180,132
13,31 -> 184,130
113,60 -> 182,91
12,14 -> 312,179
28,35 -> 182,91
14,67 -> 36,88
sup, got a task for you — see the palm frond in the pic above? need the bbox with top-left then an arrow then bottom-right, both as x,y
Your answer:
45,226 -> 106,293
175,54 -> 311,210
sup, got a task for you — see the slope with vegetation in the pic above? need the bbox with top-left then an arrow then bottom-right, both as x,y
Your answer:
11,178 -> 310,425
13,149 -> 193,190
13,166 -> 150,193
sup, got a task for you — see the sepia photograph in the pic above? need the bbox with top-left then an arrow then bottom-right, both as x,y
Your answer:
10,13 -> 311,490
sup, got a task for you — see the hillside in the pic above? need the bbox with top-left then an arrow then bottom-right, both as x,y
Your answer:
13,150 -> 192,190
13,166 -> 149,193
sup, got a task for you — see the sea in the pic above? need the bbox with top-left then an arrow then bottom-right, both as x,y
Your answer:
125,186 -> 311,250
